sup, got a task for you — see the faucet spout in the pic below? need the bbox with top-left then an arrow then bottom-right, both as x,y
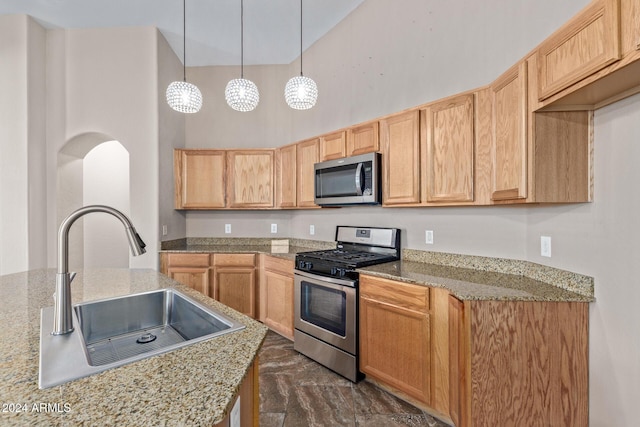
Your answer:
53,205 -> 147,335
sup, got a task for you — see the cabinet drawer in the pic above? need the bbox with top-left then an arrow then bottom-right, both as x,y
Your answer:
167,253 -> 210,267
213,253 -> 256,267
262,255 -> 294,276
360,275 -> 429,312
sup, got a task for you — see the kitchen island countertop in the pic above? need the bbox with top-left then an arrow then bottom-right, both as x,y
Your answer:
0,268 -> 267,426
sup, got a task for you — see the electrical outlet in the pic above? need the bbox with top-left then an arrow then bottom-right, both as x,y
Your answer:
225,224 -> 231,234
309,225 -> 315,235
271,224 -> 278,234
425,230 -> 434,244
541,236 -> 552,257
162,225 -> 168,236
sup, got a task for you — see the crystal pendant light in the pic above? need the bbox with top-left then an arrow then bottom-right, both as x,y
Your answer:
225,0 -> 259,112
166,0 -> 202,113
285,0 -> 318,110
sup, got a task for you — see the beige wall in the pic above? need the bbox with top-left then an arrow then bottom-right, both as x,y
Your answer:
0,15 -> 46,275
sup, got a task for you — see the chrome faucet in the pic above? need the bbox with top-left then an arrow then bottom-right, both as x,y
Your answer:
53,205 -> 147,335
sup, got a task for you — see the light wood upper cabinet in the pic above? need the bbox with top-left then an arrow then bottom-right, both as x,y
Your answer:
226,150 -> 274,208
491,61 -> 529,202
537,0 -> 620,101
421,94 -> 475,204
380,110 -> 421,206
319,130 -> 347,161
296,138 -> 319,207
347,121 -> 379,156
276,144 -> 297,208
360,275 -> 431,404
174,149 -> 226,209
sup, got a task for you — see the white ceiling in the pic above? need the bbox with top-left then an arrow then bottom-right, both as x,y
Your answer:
0,0 -> 365,66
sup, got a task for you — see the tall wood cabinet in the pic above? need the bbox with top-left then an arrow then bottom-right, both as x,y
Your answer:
359,275 -> 431,404
421,94 -> 475,204
226,150 -> 274,208
174,150 -> 226,209
276,144 -> 297,208
380,110 -> 421,206
296,138 -> 319,207
259,255 -> 295,340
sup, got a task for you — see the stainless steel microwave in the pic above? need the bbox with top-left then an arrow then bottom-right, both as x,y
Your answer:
314,152 -> 381,206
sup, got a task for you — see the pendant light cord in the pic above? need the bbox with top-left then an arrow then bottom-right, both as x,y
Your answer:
182,0 -> 187,82
299,0 -> 303,76
241,0 -> 244,78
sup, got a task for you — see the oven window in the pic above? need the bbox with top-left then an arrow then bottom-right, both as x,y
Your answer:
300,281 -> 347,337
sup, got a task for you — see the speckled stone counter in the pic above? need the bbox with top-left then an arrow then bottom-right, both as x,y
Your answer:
159,237 -> 335,261
359,256 -> 594,302
0,268 -> 268,426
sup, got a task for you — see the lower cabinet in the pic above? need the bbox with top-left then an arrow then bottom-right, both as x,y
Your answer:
449,295 -> 588,427
359,275 -> 431,404
213,359 -> 259,427
212,254 -> 256,318
160,252 -> 257,319
259,255 -> 295,340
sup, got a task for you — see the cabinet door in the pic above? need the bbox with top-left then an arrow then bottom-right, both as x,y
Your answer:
167,267 -> 210,296
214,267 -> 256,318
360,276 -> 431,404
260,270 -> 294,340
296,138 -> 319,207
227,150 -> 274,208
448,295 -> 469,427
347,121 -> 379,156
537,0 -> 620,100
380,110 -> 421,205
174,150 -> 226,209
276,145 -> 297,208
319,131 -> 347,161
422,94 -> 475,203
491,62 -> 528,202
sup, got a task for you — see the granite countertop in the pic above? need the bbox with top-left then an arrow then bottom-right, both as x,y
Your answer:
0,268 -> 268,426
160,244 -> 313,261
359,259 -> 593,302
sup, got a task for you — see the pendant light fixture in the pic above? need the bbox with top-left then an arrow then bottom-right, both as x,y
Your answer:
225,0 -> 260,112
166,0 -> 203,113
285,0 -> 318,110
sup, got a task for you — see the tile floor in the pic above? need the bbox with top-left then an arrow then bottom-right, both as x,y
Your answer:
258,331 -> 451,427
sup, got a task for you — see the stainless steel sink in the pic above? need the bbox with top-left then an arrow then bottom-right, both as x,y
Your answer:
39,289 -> 245,388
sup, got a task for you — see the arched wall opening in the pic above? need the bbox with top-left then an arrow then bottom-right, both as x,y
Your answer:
57,133 -> 131,270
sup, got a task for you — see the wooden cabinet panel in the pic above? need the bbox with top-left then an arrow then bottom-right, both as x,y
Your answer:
347,121 -> 379,156
360,275 -> 431,404
422,94 -> 475,203
174,149 -> 226,209
213,253 -> 256,267
167,267 -> 210,296
319,131 -> 347,161
214,267 -> 256,318
276,145 -> 297,208
260,270 -> 294,339
491,62 -> 528,201
296,138 -> 319,207
448,295 -> 469,427
380,110 -> 421,205
537,0 -> 620,100
227,150 -> 274,208
166,253 -> 210,268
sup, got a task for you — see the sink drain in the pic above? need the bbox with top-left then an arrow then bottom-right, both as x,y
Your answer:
136,333 -> 157,344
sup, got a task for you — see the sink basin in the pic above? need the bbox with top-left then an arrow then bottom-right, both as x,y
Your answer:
39,289 -> 245,388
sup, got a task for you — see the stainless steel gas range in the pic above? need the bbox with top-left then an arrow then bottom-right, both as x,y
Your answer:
294,226 -> 400,382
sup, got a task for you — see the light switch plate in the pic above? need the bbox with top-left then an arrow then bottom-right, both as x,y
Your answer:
225,224 -> 231,234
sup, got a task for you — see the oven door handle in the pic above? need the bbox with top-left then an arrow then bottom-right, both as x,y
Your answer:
354,162 -> 364,196
294,270 -> 356,288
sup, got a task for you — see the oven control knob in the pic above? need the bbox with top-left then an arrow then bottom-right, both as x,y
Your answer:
330,267 -> 338,276
298,260 -> 306,270
336,268 -> 347,277
305,262 -> 313,270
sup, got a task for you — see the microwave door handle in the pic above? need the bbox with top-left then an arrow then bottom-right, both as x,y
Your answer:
354,162 -> 364,196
